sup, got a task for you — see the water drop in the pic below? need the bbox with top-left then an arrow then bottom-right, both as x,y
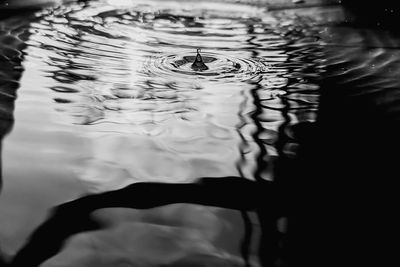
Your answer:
191,48 -> 208,71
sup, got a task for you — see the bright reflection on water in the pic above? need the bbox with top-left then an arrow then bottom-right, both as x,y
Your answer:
0,0 -> 341,266
22,0 -> 327,186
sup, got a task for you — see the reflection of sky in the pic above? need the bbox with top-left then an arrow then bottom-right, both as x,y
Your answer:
4,1 -> 335,191
19,0 -> 284,191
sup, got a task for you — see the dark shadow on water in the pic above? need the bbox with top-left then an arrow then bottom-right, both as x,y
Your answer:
7,177 -> 280,267
273,4 -> 400,266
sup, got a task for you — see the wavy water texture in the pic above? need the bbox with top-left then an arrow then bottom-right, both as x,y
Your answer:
0,1 -> 338,266
321,27 -> 400,120
18,0 -> 330,188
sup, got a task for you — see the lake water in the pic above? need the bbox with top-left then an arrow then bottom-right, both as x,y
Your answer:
4,0 -> 396,266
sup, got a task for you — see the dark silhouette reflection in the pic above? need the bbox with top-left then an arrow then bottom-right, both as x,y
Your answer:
273,3 -> 400,267
7,177 -> 281,267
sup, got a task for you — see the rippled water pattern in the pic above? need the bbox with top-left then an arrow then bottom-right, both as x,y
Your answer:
0,1 -> 341,266
321,26 -> 400,119
21,0 -> 328,187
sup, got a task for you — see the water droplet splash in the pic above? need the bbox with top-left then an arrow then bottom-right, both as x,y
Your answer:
191,48 -> 208,71
145,50 -> 268,83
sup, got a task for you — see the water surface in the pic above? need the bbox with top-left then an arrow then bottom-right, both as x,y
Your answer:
0,1 -> 344,266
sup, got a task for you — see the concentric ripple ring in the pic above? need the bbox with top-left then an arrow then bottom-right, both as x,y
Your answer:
145,51 -> 269,82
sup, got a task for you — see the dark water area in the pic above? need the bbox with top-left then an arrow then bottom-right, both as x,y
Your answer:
0,0 -> 399,266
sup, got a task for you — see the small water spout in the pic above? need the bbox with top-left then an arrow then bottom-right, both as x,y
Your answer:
191,48 -> 208,71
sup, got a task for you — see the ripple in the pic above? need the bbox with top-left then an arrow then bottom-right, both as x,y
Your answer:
145,51 -> 268,82
0,2 -> 340,265
6,0 -> 330,183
